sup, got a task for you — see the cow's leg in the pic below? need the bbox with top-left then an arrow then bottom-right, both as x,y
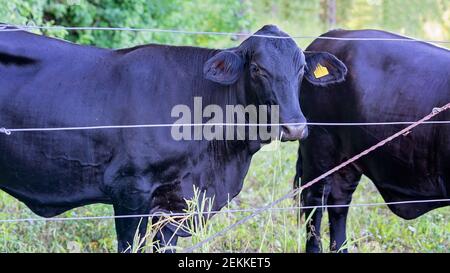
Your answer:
113,204 -> 150,253
152,217 -> 179,253
298,127 -> 336,253
301,180 -> 330,253
327,167 -> 361,253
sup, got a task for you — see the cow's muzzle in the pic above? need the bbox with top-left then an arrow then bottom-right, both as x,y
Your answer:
281,124 -> 308,141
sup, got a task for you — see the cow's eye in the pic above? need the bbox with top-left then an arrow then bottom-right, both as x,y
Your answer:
120,167 -> 135,177
250,63 -> 260,74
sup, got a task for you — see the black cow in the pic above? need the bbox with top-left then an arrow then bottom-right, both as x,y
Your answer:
0,24 -> 344,252
295,29 -> 450,252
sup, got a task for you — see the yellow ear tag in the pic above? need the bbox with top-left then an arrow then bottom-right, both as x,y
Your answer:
313,63 -> 329,79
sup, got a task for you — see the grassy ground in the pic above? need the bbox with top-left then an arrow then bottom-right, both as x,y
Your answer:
0,142 -> 448,253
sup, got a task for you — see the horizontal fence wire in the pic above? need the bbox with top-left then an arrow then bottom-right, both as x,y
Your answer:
0,25 -> 449,135
182,102 -> 450,252
1,24 -> 450,44
1,120 -> 449,135
0,198 -> 449,224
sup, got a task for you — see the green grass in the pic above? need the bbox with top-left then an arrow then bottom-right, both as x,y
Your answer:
0,142 -> 448,252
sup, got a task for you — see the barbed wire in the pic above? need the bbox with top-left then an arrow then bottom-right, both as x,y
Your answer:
1,24 -> 450,44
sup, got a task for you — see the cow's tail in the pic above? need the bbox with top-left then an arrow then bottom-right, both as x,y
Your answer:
293,149 -> 302,190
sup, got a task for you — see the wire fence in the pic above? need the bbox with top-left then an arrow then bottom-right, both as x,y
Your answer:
1,198 -> 449,224
1,120 -> 450,136
2,24 -> 450,44
182,103 -> 450,252
0,23 -> 449,252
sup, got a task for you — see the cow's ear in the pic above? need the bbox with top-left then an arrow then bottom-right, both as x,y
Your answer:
203,51 -> 244,85
304,51 -> 347,86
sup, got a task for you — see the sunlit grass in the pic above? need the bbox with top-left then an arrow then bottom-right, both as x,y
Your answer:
0,142 -> 448,252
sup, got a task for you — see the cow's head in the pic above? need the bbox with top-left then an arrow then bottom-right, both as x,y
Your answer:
203,25 -> 346,142
203,25 -> 304,141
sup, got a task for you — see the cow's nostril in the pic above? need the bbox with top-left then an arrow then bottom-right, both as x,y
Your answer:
281,125 -> 291,136
281,125 -> 307,141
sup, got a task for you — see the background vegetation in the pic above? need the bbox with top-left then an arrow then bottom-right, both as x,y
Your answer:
0,0 -> 449,252
1,0 -> 449,48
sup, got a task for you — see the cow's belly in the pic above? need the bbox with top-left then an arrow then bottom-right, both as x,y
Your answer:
360,154 -> 449,219
341,123 -> 449,197
340,124 -> 449,219
0,132 -> 113,217
0,163 -> 110,217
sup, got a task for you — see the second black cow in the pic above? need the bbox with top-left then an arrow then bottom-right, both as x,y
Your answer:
296,29 -> 449,252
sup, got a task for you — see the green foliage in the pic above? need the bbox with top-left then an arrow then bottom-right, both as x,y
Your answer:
0,0 -> 251,48
339,0 -> 450,40
249,0 -> 449,49
1,0 -> 449,49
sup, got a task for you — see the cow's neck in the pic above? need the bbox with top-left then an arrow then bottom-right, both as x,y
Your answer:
193,50 -> 261,157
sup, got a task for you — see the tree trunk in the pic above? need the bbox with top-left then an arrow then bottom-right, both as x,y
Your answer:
327,0 -> 337,28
